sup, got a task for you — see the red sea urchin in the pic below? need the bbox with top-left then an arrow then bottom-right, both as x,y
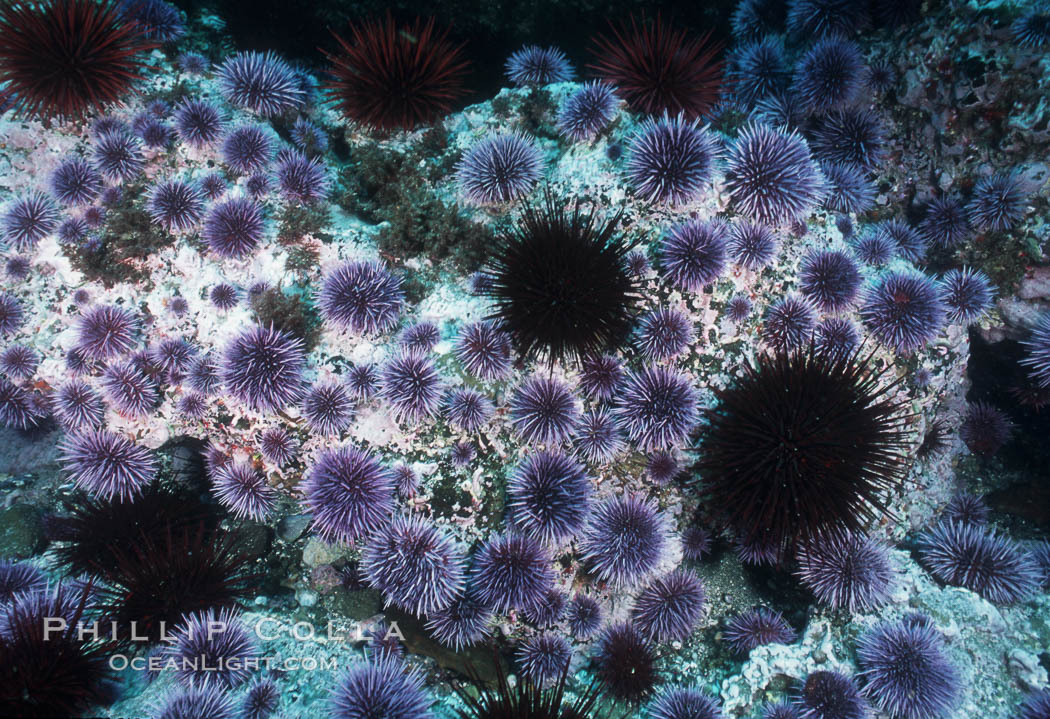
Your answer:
588,14 -> 725,120
323,14 -> 469,132
0,0 -> 155,120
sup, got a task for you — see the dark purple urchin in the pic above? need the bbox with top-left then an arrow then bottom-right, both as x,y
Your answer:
729,36 -> 790,105
820,162 -> 875,215
660,218 -> 728,292
636,306 -> 694,361
792,37 -> 865,112
217,50 -> 303,116
853,228 -> 896,266
579,354 -> 624,401
400,321 -> 440,353
509,375 -> 580,444
5,256 -> 31,280
557,81 -> 620,142
362,515 -> 467,616
724,607 -> 795,655
919,196 -> 970,249
726,295 -> 754,323
174,99 -> 226,148
1021,312 -> 1050,388
138,118 -> 172,149
276,149 -> 329,204
2,192 -> 58,250
860,271 -> 946,354
201,196 -> 266,258
301,381 -> 354,436
507,449 -> 592,544
959,400 -> 1013,456
57,216 -> 89,244
593,621 -> 659,704
943,492 -> 989,526
380,352 -> 444,424
393,464 -> 418,497
728,220 -> 778,270
456,132 -> 544,204
632,568 -> 705,642
161,607 -> 258,689
732,0 -> 788,40
479,193 -> 640,365
209,283 -> 238,311
59,428 -> 156,501
155,685 -> 237,719
625,113 -> 719,206
212,462 -> 277,520
0,559 -> 45,601
505,45 -> 573,86
580,493 -> 668,588
1018,690 -> 1050,719
346,362 -> 380,399
291,117 -> 328,155
318,260 -> 404,336
444,388 -> 494,433
471,532 -> 554,614
699,347 -> 910,555
647,450 -> 679,485
329,655 -> 431,719
93,130 -> 145,182
242,677 -> 279,719
794,671 -> 867,719
724,123 -> 825,227
454,320 -> 512,381
616,365 -> 699,451
795,528 -> 894,611
940,267 -> 994,324
799,250 -> 862,313
814,317 -> 860,359
200,173 -> 227,201
763,702 -> 802,719
762,294 -> 816,351
0,381 -> 41,432
918,520 -> 1040,604
0,344 -> 37,380
147,178 -> 205,233
176,391 -> 207,418
221,125 -> 274,175
649,687 -> 724,719
221,324 -> 305,412
0,293 -> 24,338
450,441 -> 475,466
876,219 -> 926,263
574,406 -> 626,464
50,158 -> 102,206
564,593 -> 603,639
627,249 -> 652,276
785,0 -> 869,37
524,588 -> 567,628
425,588 -> 493,650
101,358 -> 159,417
517,632 -> 572,687
809,107 -> 885,171
1013,10 -> 1050,47
856,616 -> 959,719
259,426 -> 296,466
187,353 -> 221,396
302,445 -> 394,544
967,171 -> 1026,232
51,379 -> 104,430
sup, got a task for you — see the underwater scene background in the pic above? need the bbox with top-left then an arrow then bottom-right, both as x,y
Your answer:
0,0 -> 1049,717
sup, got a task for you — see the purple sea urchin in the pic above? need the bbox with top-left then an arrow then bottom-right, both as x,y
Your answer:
242,678 -> 279,719
724,607 -> 795,655
259,426 -> 296,466
1013,10 -> 1050,47
1018,690 -> 1050,719
221,124 -> 274,174
820,162 -> 875,215
202,196 -> 265,258
660,218 -> 728,292
726,295 -> 753,322
763,294 -> 816,351
796,528 -> 894,611
814,316 -> 860,359
574,406 -> 626,464
508,450 -> 592,544
302,445 -> 394,544
919,196 -> 970,249
471,532 -> 554,614
50,158 -> 102,206
728,221 -> 777,270
856,616 -> 959,719
52,378 -> 104,431
93,130 -> 144,182
580,493 -> 668,587
860,271 -> 946,354
794,671 -> 867,719
221,324 -> 305,412
729,36 -> 790,105
212,462 -> 277,520
147,179 -> 205,233
517,632 -> 572,686
0,294 -> 23,338
161,607 -> 258,688
943,492 -> 989,526
792,37 -> 865,111
636,306 -> 693,361
1021,312 -> 1050,388
918,520 -> 1039,604
578,354 -> 624,402
593,621 -> 659,703
566,593 -> 603,638
276,149 -> 329,204
102,358 -> 159,417
362,515 -> 466,616
380,352 -> 444,424
319,260 -> 404,336
444,388 -> 494,433
626,113 -> 719,205
959,400 -> 1013,456
877,218 -> 926,263
967,171 -> 1026,232
510,375 -> 580,445
0,344 -> 37,380
425,588 -> 493,651
809,107 -> 885,171
853,228 -> 896,266
155,685 -> 237,719
400,321 -> 441,353
2,192 -> 58,250
506,45 -> 573,86
217,51 -> 303,116
649,687 -> 724,719
346,362 -> 381,399
616,365 -> 699,451
60,428 -> 156,500
940,267 -> 994,324
329,655 -> 432,719
209,283 -> 238,311
454,321 -> 512,381
174,99 -> 226,148
632,568 -> 705,641
724,123 -> 825,226
799,250 -> 861,313
456,132 -> 543,204
557,81 -> 619,142
301,381 -> 354,436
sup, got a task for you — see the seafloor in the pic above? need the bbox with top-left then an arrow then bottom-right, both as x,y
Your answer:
0,0 -> 1049,718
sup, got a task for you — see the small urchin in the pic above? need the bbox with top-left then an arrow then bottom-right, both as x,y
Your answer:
593,621 -> 660,704
557,81 -> 620,142
727,220 -> 778,270
380,352 -> 444,424
660,218 -> 729,291
301,381 -> 355,436
798,249 -> 862,313
220,324 -> 305,412
302,445 -> 394,544
216,50 -> 303,116
795,528 -> 894,612
636,306 -> 693,361
724,607 -> 796,656
319,260 -> 404,336
860,271 -> 946,354
202,196 -> 266,259
626,113 -> 720,206
649,687 -> 724,719
453,320 -> 512,381
147,178 -> 205,233
631,568 -> 706,642
509,374 -> 580,445
507,449 -> 592,544
505,45 -> 573,86
457,132 -> 544,204
615,365 -> 699,451
516,632 -> 572,687
792,36 -> 865,111
160,607 -> 258,688
328,655 -> 431,719
940,267 -> 994,324
967,171 -> 1026,232
580,493 -> 668,588
470,532 -> 554,614
60,428 -> 157,501
794,670 -> 867,719
212,462 -> 277,521
2,192 -> 59,250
